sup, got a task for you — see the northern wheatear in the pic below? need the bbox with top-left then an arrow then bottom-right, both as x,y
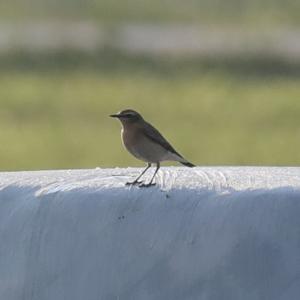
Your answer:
110,109 -> 195,187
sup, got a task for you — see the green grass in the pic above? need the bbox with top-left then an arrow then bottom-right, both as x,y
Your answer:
0,0 -> 299,27
0,65 -> 300,171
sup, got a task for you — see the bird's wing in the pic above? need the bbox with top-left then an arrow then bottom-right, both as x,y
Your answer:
142,121 -> 184,159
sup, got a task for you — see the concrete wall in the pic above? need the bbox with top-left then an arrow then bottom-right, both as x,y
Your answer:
0,167 -> 300,300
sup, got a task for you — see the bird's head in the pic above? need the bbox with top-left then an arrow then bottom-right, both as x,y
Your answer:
110,109 -> 143,125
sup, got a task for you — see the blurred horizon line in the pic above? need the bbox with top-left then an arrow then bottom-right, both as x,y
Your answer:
0,21 -> 299,62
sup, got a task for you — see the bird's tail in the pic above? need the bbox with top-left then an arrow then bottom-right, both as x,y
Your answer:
169,152 -> 196,167
180,161 -> 196,168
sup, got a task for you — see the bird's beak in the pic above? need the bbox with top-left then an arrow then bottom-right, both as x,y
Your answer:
110,114 -> 121,118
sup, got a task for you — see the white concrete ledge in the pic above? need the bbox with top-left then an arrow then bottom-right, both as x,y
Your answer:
0,167 -> 300,300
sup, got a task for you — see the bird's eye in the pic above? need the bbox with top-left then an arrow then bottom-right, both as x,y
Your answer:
125,113 -> 135,118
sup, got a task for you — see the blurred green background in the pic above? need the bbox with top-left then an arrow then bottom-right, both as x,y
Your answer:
0,0 -> 300,170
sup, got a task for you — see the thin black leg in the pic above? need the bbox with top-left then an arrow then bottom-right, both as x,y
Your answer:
139,162 -> 160,188
126,163 -> 151,186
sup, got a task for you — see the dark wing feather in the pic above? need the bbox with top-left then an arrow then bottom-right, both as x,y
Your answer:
142,121 -> 184,158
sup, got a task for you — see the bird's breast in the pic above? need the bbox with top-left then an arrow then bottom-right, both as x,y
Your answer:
121,128 -> 143,159
121,128 -> 136,149
121,127 -> 169,163
121,129 -> 138,153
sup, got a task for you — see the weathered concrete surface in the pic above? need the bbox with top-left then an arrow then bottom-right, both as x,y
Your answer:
0,167 -> 300,300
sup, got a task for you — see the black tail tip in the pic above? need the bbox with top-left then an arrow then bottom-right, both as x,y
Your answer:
181,161 -> 196,168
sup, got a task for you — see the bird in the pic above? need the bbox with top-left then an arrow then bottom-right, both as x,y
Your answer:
110,109 -> 195,187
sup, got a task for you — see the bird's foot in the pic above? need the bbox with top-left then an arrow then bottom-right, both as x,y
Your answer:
139,182 -> 156,188
125,180 -> 143,186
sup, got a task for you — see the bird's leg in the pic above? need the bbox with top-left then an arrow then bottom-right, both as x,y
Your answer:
126,163 -> 151,186
139,162 -> 160,188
